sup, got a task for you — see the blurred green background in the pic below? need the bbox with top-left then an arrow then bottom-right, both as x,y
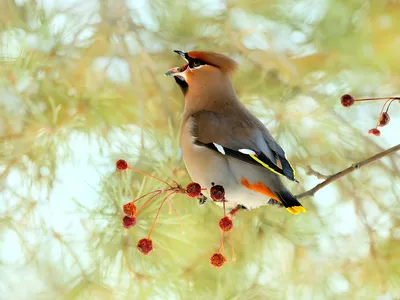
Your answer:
1,0 -> 399,299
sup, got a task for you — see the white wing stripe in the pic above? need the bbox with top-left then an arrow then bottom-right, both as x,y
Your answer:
213,143 -> 226,155
238,148 -> 256,155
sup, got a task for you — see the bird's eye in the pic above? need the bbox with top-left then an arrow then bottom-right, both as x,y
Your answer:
191,59 -> 205,68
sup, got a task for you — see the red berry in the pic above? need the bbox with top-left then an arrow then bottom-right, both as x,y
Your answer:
210,253 -> 227,268
210,185 -> 225,201
219,216 -> 233,232
137,238 -> 153,255
123,202 -> 137,217
377,112 -> 390,127
185,182 -> 202,198
116,159 -> 128,170
368,128 -> 381,136
340,94 -> 355,107
122,216 -> 136,229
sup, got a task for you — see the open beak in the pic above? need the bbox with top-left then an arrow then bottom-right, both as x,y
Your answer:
173,50 -> 186,59
164,50 -> 189,78
164,67 -> 182,77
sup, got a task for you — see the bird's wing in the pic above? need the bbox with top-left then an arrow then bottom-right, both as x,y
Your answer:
191,110 -> 297,182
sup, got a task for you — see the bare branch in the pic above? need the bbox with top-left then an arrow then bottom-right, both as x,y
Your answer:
297,144 -> 400,199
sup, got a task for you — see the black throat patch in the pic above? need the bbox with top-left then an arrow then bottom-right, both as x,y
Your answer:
174,76 -> 188,95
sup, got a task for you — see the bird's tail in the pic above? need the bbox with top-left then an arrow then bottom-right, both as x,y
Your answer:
275,190 -> 306,215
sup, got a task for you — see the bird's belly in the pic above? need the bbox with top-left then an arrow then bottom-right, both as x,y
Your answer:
182,144 -> 268,210
183,144 -> 235,190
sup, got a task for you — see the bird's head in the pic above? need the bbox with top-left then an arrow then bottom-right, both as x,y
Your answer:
165,50 -> 238,97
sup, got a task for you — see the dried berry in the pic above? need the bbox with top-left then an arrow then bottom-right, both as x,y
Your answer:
137,238 -> 153,255
116,159 -> 128,170
377,112 -> 390,127
210,253 -> 227,268
219,216 -> 233,232
340,94 -> 355,107
122,216 -> 136,229
185,182 -> 202,198
368,128 -> 381,136
210,185 -> 225,201
123,202 -> 137,217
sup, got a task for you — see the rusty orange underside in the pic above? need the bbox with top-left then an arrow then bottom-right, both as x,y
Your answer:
241,178 -> 280,201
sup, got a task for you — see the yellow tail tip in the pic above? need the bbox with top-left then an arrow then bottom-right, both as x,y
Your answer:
286,206 -> 307,215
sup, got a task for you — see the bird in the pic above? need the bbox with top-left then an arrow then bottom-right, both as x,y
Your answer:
165,50 -> 306,215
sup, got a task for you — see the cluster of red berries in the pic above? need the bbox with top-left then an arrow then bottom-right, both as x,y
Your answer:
340,94 -> 398,136
116,159 -> 238,267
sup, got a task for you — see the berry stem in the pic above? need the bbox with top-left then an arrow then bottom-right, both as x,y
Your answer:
128,167 -> 173,188
376,99 -> 392,127
385,99 -> 396,112
147,191 -> 177,239
218,231 -> 225,253
132,189 -> 163,204
228,205 -> 241,217
133,187 -> 176,213
223,200 -> 226,216
355,97 -> 400,102
134,190 -> 163,215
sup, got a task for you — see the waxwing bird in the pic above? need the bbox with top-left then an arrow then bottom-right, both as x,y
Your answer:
165,50 -> 306,215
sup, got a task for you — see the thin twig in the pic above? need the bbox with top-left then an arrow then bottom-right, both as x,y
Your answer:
305,165 -> 329,180
332,110 -> 400,174
296,144 -> 400,199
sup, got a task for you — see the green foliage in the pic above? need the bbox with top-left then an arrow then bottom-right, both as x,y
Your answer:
1,0 -> 399,299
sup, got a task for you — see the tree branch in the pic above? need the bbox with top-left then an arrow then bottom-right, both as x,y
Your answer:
296,144 -> 400,199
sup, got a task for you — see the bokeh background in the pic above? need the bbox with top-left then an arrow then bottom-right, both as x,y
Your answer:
1,0 -> 400,299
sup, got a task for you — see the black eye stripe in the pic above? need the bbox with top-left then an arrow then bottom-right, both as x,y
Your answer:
189,59 -> 206,68
185,52 -> 217,68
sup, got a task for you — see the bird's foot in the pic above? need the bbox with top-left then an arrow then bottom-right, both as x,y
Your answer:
197,193 -> 207,205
